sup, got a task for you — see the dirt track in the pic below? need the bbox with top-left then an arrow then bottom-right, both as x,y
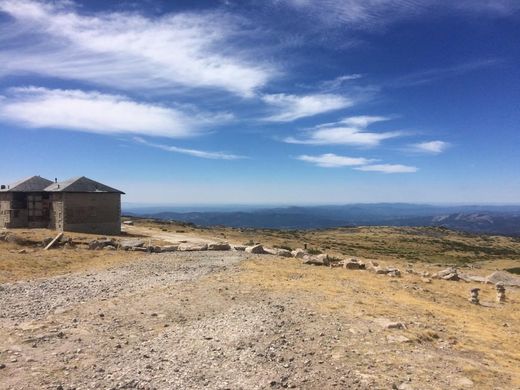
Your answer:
2,249 -> 518,390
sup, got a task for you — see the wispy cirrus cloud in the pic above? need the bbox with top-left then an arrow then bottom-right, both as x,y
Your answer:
284,115 -> 402,147
0,0 -> 274,96
0,87 -> 231,137
410,140 -> 450,154
355,164 -> 418,173
276,0 -> 520,30
297,153 -> 374,167
134,137 -> 245,160
262,93 -> 354,122
388,59 -> 501,88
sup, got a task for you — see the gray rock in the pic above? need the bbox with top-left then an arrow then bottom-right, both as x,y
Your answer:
291,248 -> 307,259
207,242 -> 232,251
303,254 -> 329,266
245,244 -> 267,254
178,243 -> 208,251
233,245 -> 246,251
120,239 -> 145,250
264,248 -> 292,257
486,271 -> 520,287
343,259 -> 365,270
161,245 -> 178,252
437,267 -> 459,281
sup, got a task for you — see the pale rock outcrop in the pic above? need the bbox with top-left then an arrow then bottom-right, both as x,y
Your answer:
291,248 -> 307,259
208,242 -> 232,251
178,243 -> 208,251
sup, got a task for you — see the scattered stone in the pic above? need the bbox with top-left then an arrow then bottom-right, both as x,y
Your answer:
103,245 -> 117,251
88,239 -> 115,250
496,282 -> 506,303
264,247 -> 292,257
437,267 -> 460,281
375,318 -> 406,330
302,254 -> 329,266
18,249 -> 27,254
343,259 -> 365,270
122,220 -> 134,225
387,267 -> 401,277
178,243 -> 208,251
0,363 -> 5,369
486,271 -> 520,287
245,244 -> 267,254
469,288 -> 480,305
233,245 -> 246,251
120,239 -> 145,250
291,248 -> 307,259
421,277 -> 432,283
161,245 -> 179,252
207,242 -> 232,251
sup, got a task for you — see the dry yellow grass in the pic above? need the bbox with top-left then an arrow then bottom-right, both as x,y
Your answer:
235,258 -> 520,387
0,242 -> 142,282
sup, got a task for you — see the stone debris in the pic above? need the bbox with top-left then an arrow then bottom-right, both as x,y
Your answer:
458,274 -> 487,283
120,239 -> 145,251
207,242 -> 232,251
343,258 -> 365,270
496,282 -> 506,303
178,243 -> 208,252
374,318 -> 407,330
233,245 -> 246,251
245,244 -> 268,254
486,271 -> 520,287
264,247 -> 293,257
88,238 -> 116,250
291,248 -> 307,259
161,245 -> 179,252
437,267 -> 460,281
302,254 -> 329,266
469,288 -> 480,305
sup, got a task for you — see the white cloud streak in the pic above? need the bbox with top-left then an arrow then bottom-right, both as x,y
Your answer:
354,164 -> 418,173
285,115 -> 401,147
297,153 -> 373,167
411,140 -> 450,154
0,87 -> 230,137
0,0 -> 273,96
134,137 -> 245,160
278,0 -> 520,30
262,93 -> 354,122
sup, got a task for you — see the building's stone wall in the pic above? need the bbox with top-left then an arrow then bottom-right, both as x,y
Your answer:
49,193 -> 63,231
61,193 -> 121,235
0,192 -> 29,228
0,193 -> 12,228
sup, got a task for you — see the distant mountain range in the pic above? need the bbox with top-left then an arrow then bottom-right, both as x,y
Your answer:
123,203 -> 520,236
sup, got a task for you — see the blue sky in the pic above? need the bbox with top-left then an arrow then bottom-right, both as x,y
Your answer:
0,0 -> 519,204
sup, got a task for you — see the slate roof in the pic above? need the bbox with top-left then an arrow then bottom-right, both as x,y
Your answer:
44,176 -> 125,194
1,176 -> 53,192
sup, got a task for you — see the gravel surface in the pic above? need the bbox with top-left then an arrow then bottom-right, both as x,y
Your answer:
0,252 -> 513,389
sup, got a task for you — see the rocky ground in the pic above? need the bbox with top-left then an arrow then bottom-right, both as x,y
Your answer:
1,225 -> 519,389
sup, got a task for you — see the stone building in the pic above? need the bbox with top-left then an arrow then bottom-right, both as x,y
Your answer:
0,176 -> 124,235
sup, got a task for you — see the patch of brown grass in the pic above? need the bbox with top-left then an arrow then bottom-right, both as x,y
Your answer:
0,242 -> 142,283
235,258 -> 520,387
